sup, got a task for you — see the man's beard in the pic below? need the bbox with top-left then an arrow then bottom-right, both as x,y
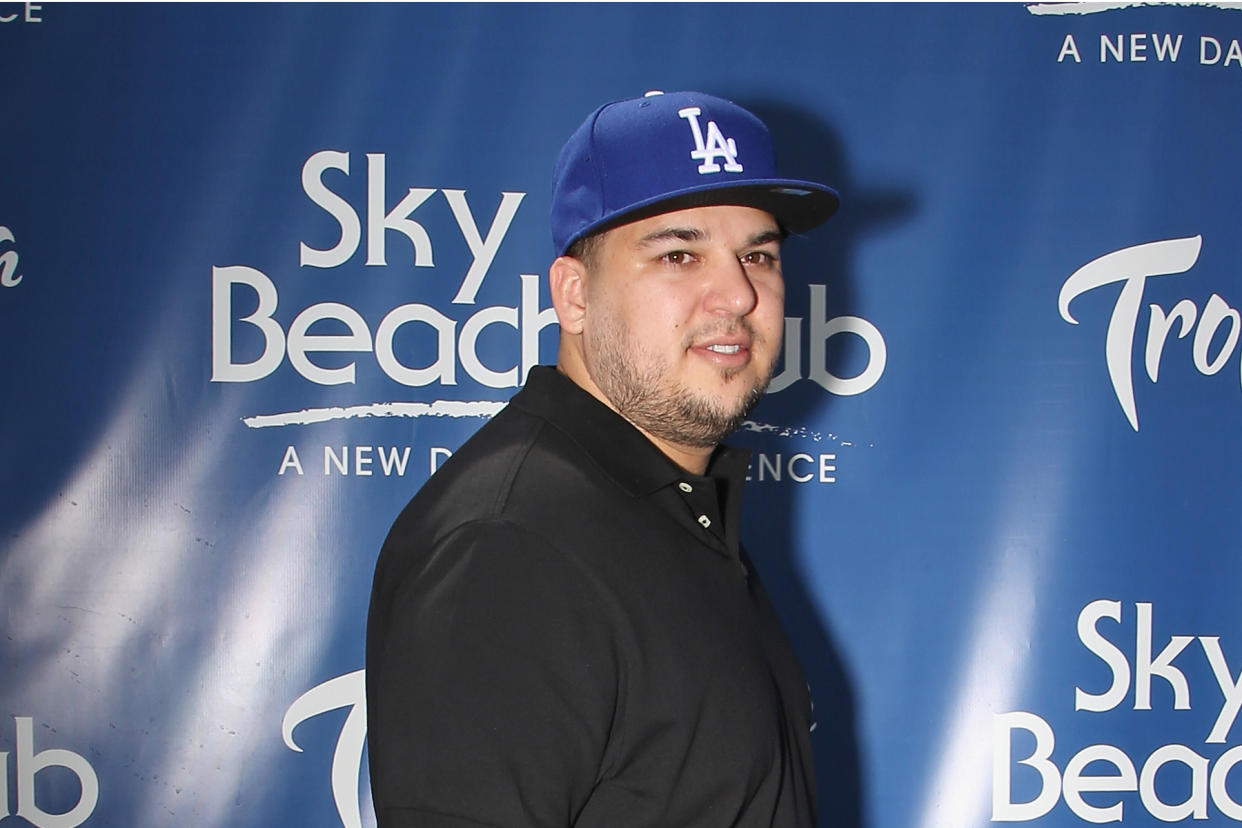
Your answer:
587,316 -> 774,449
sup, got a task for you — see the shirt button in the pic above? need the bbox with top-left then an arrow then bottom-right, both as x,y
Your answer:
698,514 -> 712,529
678,482 -> 693,493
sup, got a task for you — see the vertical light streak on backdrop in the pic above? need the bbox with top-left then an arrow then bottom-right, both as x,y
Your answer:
2,333 -> 350,826
134,443 -> 346,828
2,13 -> 376,811
915,430 -> 1073,827
914,549 -> 1038,827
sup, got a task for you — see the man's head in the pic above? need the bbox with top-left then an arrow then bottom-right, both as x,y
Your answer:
547,91 -> 838,470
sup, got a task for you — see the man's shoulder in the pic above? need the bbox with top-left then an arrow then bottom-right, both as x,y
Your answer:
369,399 -> 621,629
387,400 -> 608,545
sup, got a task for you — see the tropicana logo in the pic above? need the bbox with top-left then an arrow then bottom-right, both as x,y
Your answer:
1059,235 -> 1241,431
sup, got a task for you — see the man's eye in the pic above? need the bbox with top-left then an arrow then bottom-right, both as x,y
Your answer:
742,251 -> 776,266
661,251 -> 691,265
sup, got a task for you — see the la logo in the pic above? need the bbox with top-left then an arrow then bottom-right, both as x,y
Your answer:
677,106 -> 743,175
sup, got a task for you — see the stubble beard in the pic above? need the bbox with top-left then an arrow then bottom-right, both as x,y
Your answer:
588,316 -> 774,450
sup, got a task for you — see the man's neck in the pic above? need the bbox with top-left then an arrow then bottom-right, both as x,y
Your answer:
554,361 -> 715,476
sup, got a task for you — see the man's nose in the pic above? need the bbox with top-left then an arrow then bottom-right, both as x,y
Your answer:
702,258 -> 758,317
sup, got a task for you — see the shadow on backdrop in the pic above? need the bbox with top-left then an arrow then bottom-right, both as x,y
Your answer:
733,96 -> 917,828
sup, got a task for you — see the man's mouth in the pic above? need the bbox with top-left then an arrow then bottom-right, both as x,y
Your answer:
706,344 -> 741,355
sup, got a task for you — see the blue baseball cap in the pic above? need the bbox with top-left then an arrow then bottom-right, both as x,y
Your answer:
550,90 -> 840,256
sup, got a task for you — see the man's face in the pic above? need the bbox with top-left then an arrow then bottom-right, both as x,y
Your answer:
578,204 -> 786,449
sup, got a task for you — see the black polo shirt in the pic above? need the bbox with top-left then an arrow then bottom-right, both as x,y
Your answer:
367,366 -> 816,828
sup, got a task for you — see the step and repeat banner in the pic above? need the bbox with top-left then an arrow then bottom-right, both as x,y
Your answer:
4,3 -> 1242,826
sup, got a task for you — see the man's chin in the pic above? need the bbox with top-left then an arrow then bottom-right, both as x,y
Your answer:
691,385 -> 768,433
692,374 -> 770,411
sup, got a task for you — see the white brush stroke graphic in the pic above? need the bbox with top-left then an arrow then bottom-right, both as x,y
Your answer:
244,403 -> 873,448
242,400 -> 875,450
741,420 -> 872,448
243,400 -> 506,428
1027,1 -> 1242,15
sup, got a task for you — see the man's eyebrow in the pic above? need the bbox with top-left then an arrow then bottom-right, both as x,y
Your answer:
747,229 -> 785,247
635,225 -> 784,248
636,226 -> 705,247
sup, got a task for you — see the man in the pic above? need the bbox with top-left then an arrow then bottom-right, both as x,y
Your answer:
367,90 -> 839,827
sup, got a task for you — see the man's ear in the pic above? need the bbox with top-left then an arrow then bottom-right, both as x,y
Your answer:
549,255 -> 588,335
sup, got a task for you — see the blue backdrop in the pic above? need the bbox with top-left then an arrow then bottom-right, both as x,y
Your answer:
4,3 -> 1242,826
